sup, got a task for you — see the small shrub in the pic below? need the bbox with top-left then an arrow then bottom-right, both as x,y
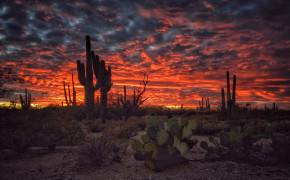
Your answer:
112,141 -> 128,163
117,127 -> 137,138
77,137 -> 112,166
88,122 -> 105,133
74,110 -> 86,121
62,122 -> 87,145
271,133 -> 290,163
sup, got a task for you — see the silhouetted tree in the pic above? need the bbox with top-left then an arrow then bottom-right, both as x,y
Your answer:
0,65 -> 24,98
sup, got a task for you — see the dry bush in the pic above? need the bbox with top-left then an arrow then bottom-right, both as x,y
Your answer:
77,137 -> 113,166
61,122 -> 87,145
112,141 -> 128,163
87,121 -> 106,133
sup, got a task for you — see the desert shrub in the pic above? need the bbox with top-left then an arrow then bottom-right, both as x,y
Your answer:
196,121 -> 230,135
112,141 -> 128,163
8,132 -> 31,153
271,133 -> 290,163
61,122 -> 87,145
31,124 -> 64,150
200,123 -> 272,163
88,121 -> 105,133
117,127 -> 137,138
74,110 -> 86,121
77,137 -> 113,166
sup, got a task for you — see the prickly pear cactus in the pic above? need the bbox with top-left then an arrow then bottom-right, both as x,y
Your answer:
131,116 -> 198,171
182,126 -> 192,139
156,130 -> 169,145
132,140 -> 144,152
141,135 -> 150,143
147,116 -> 158,127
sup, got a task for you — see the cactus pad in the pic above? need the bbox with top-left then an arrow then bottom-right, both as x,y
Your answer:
144,142 -> 158,153
147,116 -> 158,127
229,130 -> 242,142
178,118 -> 187,127
170,122 -> 180,135
188,120 -> 197,130
156,130 -> 169,145
168,117 -> 178,125
131,140 -> 144,152
157,120 -> 164,130
182,126 -> 192,139
141,135 -> 151,144
173,136 -> 181,147
164,122 -> 168,131
176,142 -> 189,155
147,127 -> 157,140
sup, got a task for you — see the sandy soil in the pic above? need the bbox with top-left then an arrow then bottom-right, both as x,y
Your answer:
0,132 -> 289,180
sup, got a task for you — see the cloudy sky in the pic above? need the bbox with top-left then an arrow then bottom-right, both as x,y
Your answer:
0,0 -> 289,109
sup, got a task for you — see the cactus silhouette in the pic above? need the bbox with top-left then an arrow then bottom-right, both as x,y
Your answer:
20,88 -> 31,110
222,71 -> 236,116
232,75 -> 236,106
221,88 -> 226,112
76,35 -> 112,121
226,71 -> 231,114
63,73 -> 76,106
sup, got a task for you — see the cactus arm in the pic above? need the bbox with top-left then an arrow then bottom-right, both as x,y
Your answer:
232,75 -> 236,106
72,73 -> 76,106
20,94 -> 24,109
226,71 -> 231,110
94,60 -> 105,90
104,68 -> 112,92
68,85 -> 72,104
221,88 -> 226,112
92,53 -> 100,80
85,36 -> 93,82
28,93 -> 31,108
63,81 -> 69,106
76,60 -> 86,86
25,88 -> 27,107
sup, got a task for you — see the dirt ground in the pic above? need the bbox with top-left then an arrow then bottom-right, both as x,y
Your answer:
0,132 -> 289,180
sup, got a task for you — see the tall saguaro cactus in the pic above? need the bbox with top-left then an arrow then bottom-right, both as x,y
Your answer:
232,75 -> 236,106
222,71 -> 237,117
20,88 -> 31,110
63,73 -> 77,106
226,71 -> 231,113
77,35 -> 112,121
221,88 -> 226,112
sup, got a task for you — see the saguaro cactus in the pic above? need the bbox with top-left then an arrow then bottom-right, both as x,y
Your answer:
222,72 -> 237,116
20,88 -> 31,110
63,73 -> 77,107
77,35 -> 112,121
206,97 -> 210,110
226,71 -> 231,113
221,88 -> 226,112
232,75 -> 236,106
199,97 -> 204,110
71,73 -> 76,106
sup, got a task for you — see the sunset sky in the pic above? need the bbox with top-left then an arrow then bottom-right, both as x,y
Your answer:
0,0 -> 289,109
